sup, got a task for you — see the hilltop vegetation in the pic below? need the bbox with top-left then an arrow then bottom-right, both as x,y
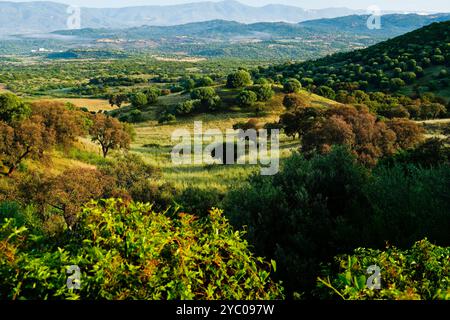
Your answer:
260,21 -> 450,116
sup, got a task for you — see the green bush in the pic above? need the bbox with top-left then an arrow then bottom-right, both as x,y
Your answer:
195,76 -> 214,87
0,199 -> 284,300
283,79 -> 302,94
0,93 -> 30,123
190,87 -> 221,111
237,90 -> 258,107
176,187 -> 223,218
175,100 -> 199,116
316,239 -> 450,300
252,84 -> 274,102
129,92 -> 148,109
158,112 -> 176,124
227,70 -> 252,88
225,148 -> 450,297
315,85 -> 335,100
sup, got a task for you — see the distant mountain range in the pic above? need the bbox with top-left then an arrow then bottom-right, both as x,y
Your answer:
0,0 -> 364,35
54,13 -> 450,41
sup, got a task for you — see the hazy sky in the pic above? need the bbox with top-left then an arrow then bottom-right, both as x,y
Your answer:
3,0 -> 450,12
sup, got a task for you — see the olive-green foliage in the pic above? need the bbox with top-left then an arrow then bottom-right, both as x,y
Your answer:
317,239 -> 450,300
283,79 -> 302,94
130,88 -> 159,109
364,163 -> 450,246
237,90 -> 257,107
261,21 -> 450,110
225,147 -> 450,297
227,70 -> 252,89
176,187 -> 223,218
99,153 -> 175,210
175,100 -> 200,116
0,199 -> 284,300
381,138 -> 450,168
143,88 -> 160,105
315,86 -> 335,100
0,93 -> 30,123
129,92 -> 147,109
195,76 -> 214,87
225,148 -> 368,295
252,84 -> 275,102
190,87 -> 221,111
158,112 -> 177,124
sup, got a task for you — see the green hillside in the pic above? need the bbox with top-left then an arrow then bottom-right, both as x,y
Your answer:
260,21 -> 450,109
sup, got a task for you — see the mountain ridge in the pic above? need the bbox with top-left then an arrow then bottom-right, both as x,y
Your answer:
52,13 -> 450,40
0,0 -> 364,35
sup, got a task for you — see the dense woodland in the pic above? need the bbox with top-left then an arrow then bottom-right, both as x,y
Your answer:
0,20 -> 449,300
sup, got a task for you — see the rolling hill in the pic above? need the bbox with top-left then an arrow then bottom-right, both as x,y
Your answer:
301,13 -> 450,36
261,21 -> 450,102
44,14 -> 450,60
54,14 -> 450,41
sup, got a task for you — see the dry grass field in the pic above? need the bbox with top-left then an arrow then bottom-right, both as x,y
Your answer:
33,98 -> 117,112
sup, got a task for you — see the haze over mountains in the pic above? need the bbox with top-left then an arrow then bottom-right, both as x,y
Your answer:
0,0 -> 364,35
1,0 -> 449,60
55,13 -> 450,40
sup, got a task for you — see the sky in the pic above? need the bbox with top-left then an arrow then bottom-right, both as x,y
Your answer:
2,0 -> 450,12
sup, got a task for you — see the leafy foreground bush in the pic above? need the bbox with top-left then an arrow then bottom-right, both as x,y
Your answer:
317,239 -> 450,300
0,199 -> 283,300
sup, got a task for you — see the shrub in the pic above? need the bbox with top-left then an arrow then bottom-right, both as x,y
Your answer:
282,94 -> 310,110
176,187 -> 223,218
143,88 -> 160,105
389,78 -> 406,91
127,110 -> 144,123
195,76 -> 214,87
363,164 -> 450,247
316,239 -> 450,300
283,79 -> 302,94
225,148 -> 450,297
225,148 -> 369,295
315,86 -> 335,100
0,199 -> 284,300
181,78 -> 196,91
383,138 -> 450,167
190,87 -> 221,111
175,100 -> 199,115
13,168 -> 113,227
237,90 -> 257,107
419,103 -> 447,119
252,84 -> 274,102
227,70 -> 252,88
129,92 -> 148,109
170,85 -> 184,93
158,113 -> 176,124
301,105 -> 424,166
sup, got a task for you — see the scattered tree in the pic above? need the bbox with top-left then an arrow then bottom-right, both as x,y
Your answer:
283,79 -> 302,94
0,93 -> 30,123
227,70 -> 252,88
0,116 -> 55,177
237,90 -> 257,107
89,114 -> 133,158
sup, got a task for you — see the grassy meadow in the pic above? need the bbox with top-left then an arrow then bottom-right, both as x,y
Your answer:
23,88 -> 342,193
